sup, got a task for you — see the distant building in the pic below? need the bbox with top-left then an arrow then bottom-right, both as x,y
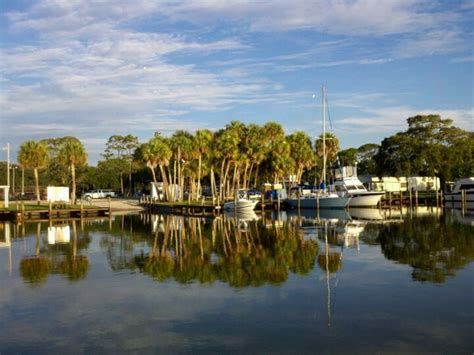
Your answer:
359,176 -> 440,192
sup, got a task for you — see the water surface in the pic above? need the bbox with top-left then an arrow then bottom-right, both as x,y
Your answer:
0,207 -> 472,354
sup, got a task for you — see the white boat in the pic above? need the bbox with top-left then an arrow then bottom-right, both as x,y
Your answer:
286,192 -> 351,209
286,86 -> 350,209
334,176 -> 385,207
223,189 -> 259,211
445,177 -> 474,203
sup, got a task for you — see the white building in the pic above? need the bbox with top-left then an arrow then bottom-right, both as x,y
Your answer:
360,176 -> 440,192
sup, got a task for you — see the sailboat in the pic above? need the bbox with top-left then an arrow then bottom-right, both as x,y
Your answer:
287,87 -> 351,209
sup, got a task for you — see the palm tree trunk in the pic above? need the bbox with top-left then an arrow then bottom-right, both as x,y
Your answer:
71,163 -> 76,204
232,162 -> 237,196
129,162 -> 133,196
247,162 -> 254,189
223,161 -> 231,199
254,164 -> 260,188
220,159 -> 226,200
242,161 -> 249,189
34,168 -> 40,202
197,154 -> 202,199
149,165 -> 158,185
173,158 -> 177,201
159,165 -> 171,201
120,174 -> 124,196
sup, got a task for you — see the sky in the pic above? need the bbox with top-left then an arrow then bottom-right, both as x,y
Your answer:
0,0 -> 473,164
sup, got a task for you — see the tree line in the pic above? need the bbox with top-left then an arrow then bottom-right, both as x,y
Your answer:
11,114 -> 473,202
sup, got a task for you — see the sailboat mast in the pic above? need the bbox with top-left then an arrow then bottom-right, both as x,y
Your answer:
322,86 -> 326,187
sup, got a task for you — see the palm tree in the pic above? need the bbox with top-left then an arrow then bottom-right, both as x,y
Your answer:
213,128 -> 240,200
246,124 -> 267,188
315,132 -> 340,184
139,137 -> 172,201
287,131 -> 315,184
58,138 -> 87,204
194,129 -> 213,199
18,140 -> 49,202
170,131 -> 196,200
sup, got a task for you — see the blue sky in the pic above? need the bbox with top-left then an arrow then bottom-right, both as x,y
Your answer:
0,0 -> 473,164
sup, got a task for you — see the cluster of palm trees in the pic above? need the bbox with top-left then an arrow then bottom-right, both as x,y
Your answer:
18,137 -> 87,203
137,121 -> 340,202
15,120 -> 341,203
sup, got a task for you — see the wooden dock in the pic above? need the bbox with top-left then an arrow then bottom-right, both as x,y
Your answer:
0,207 -> 110,222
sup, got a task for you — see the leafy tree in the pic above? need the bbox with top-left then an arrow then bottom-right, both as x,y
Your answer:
58,138 -> 87,203
104,134 -> 139,195
315,132 -> 340,184
375,114 -> 473,183
137,137 -> 172,200
356,143 -> 379,175
194,129 -> 213,198
17,140 -> 49,201
287,131 -> 315,184
338,148 -> 358,167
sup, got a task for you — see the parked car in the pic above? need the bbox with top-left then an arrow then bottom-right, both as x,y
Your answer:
82,189 -> 115,200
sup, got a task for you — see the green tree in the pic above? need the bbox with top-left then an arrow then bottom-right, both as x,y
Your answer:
315,132 -> 340,183
58,138 -> 87,204
104,134 -> 139,196
287,131 -> 315,184
194,129 -> 213,199
17,140 -> 49,201
138,137 -> 172,200
356,143 -> 379,175
374,114 -> 473,183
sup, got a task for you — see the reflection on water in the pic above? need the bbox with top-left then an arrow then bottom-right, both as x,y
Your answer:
110,213 -> 318,287
0,207 -> 472,353
0,208 -> 472,286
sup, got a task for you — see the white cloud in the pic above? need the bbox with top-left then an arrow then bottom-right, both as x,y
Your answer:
395,30 -> 466,59
337,107 -> 474,135
161,0 -> 446,36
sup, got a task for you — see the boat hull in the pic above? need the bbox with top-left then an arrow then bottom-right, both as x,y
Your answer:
286,195 -> 351,209
348,191 -> 385,207
223,199 -> 258,211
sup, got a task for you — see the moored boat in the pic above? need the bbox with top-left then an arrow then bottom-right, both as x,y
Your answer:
286,192 -> 351,209
223,189 -> 259,211
286,86 -> 349,209
334,176 -> 384,207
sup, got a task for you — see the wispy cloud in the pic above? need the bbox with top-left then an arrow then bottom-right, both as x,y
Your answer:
337,107 -> 474,135
161,0 -> 448,36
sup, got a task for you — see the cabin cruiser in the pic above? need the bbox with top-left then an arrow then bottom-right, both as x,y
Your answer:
223,189 -> 259,211
286,191 -> 351,209
334,176 -> 385,207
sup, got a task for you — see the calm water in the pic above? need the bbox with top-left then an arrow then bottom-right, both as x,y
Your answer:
0,208 -> 473,354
